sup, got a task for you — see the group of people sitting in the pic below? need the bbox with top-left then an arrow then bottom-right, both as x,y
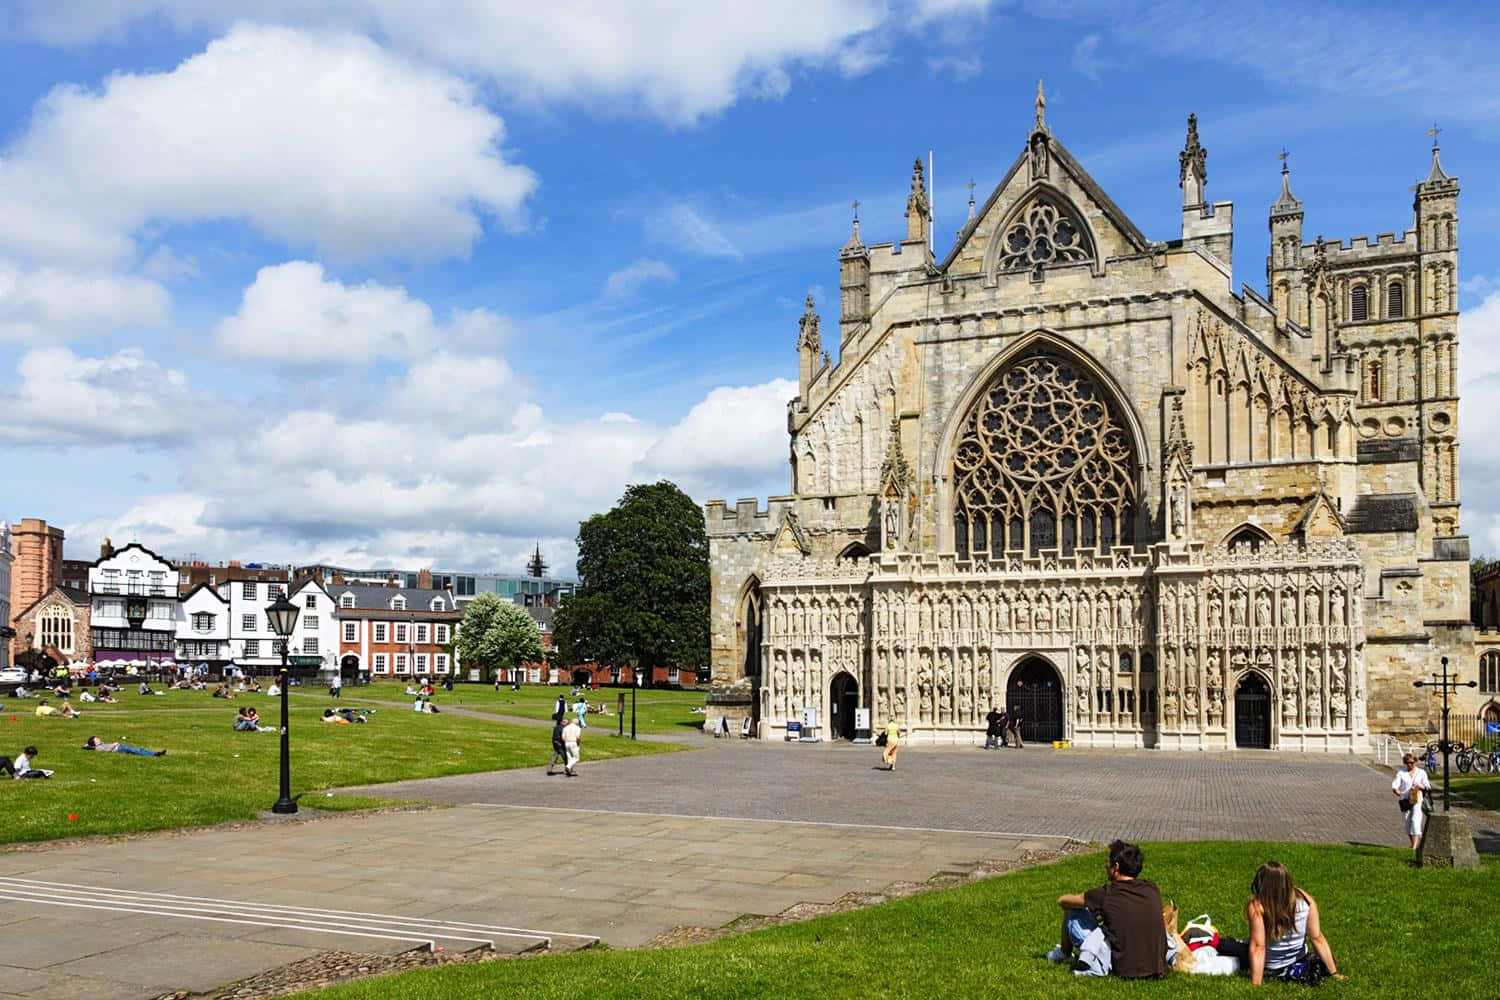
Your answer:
77,685 -> 118,703
1048,840 -> 1343,986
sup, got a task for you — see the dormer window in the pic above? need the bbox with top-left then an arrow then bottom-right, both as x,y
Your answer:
430,597 -> 445,611
391,595 -> 406,611
339,593 -> 355,609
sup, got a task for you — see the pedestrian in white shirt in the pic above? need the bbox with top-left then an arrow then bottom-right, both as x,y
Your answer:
1392,753 -> 1432,849
562,718 -> 581,777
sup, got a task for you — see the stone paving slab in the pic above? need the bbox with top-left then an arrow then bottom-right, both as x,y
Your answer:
347,739 -> 1441,846
0,801 -> 1055,999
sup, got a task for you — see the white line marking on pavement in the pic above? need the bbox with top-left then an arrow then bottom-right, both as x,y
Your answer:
0,876 -> 600,949
0,876 -> 598,943
462,802 -> 1082,843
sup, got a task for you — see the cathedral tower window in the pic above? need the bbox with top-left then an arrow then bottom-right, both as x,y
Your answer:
1387,280 -> 1404,318
1367,361 -> 1381,402
1350,284 -> 1368,321
1481,651 -> 1500,694
951,348 -> 1137,558
997,196 -> 1094,281
1226,524 -> 1272,553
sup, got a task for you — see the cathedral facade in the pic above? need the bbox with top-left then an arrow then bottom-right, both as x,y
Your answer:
705,91 -> 1472,751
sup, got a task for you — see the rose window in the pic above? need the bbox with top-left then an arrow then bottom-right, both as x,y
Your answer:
998,199 -> 1093,280
953,350 -> 1137,557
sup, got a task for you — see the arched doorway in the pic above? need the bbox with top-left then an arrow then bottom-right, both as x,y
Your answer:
571,668 -> 593,687
1234,673 -> 1272,749
739,579 -> 763,724
829,671 -> 859,740
1007,657 -> 1063,743
340,655 -> 360,681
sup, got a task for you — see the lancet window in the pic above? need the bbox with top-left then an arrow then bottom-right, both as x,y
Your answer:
952,349 -> 1138,558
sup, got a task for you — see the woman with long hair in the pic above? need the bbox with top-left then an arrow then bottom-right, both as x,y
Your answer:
1217,861 -> 1343,985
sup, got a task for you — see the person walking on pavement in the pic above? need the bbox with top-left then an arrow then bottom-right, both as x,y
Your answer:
546,717 -> 568,775
880,719 -> 901,771
329,672 -> 342,699
984,706 -> 1004,750
1005,707 -> 1023,748
561,716 -> 582,777
554,692 -> 567,722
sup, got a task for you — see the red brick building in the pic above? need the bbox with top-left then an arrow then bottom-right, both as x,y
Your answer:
330,583 -> 462,679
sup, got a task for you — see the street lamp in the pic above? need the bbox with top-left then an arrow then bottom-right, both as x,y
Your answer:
265,593 -> 301,815
1413,656 -> 1478,812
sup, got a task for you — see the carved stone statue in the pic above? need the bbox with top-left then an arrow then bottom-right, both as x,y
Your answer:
1163,689 -> 1179,725
1330,689 -> 1347,728
1036,595 -> 1053,632
1306,684 -> 1323,725
938,599 -> 953,631
773,652 -> 787,693
1304,590 -> 1321,626
1230,590 -> 1248,628
1281,589 -> 1296,627
919,599 -> 933,634
1208,591 -> 1223,628
996,595 -> 1011,630
1119,592 -> 1134,626
1078,685 -> 1091,716
1183,686 -> 1200,722
1169,487 -> 1186,538
1162,588 -> 1178,630
957,599 -> 971,631
1058,597 -> 1072,631
1256,591 -> 1273,628
1017,595 -> 1033,631
1095,596 -> 1109,630
1206,672 -> 1224,726
1329,590 -> 1345,627
1183,590 -> 1197,626
958,690 -> 973,722
1163,648 -> 1178,689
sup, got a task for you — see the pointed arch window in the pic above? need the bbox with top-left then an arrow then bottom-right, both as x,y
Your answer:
952,348 -> 1137,557
1226,524 -> 1273,553
997,196 -> 1094,281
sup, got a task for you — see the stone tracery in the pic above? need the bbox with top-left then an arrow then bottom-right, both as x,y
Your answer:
953,349 -> 1138,558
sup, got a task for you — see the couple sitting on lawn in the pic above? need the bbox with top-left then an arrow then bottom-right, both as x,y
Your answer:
1049,840 -> 1344,986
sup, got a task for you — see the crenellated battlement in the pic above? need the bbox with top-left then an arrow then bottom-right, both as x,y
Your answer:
704,496 -> 796,537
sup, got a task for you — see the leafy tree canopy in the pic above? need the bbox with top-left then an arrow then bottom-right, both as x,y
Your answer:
553,481 -> 709,684
456,593 -> 543,681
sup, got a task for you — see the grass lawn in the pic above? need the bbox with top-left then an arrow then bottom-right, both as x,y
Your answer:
304,841 -> 1498,1000
326,682 -> 707,735
0,688 -> 680,845
1449,774 -> 1500,813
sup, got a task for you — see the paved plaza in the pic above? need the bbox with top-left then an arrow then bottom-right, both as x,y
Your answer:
0,740 -> 1492,999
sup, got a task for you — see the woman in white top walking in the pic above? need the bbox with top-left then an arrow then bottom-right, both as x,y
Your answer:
1391,753 -> 1432,849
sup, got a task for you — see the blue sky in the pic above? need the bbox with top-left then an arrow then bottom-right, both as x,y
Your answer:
3,0 -> 1499,575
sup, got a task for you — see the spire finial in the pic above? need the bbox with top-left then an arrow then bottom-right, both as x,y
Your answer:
804,292 -> 815,312
851,198 -> 859,223
965,179 -> 976,221
1035,78 -> 1046,130
1422,125 -> 1450,185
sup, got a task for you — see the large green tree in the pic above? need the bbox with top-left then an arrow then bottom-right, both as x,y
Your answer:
455,594 -> 544,682
553,480 -> 709,687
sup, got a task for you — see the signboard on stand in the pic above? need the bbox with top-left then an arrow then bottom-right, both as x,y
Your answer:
800,707 -> 820,742
853,707 -> 872,744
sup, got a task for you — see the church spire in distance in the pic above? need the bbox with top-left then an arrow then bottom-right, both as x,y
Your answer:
527,543 -> 547,579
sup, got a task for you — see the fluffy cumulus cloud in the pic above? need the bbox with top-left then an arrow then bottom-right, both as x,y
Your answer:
0,345 -> 196,445
1460,289 -> 1500,554
7,1 -> 905,123
639,379 -> 797,497
0,260 -> 169,342
214,261 -> 508,366
0,23 -> 536,266
603,258 -> 678,298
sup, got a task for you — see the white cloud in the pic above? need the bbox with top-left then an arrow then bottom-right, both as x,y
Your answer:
647,204 -> 742,259
10,0 -> 896,124
0,346 -> 196,445
603,258 -> 678,298
0,260 -> 169,343
1071,34 -> 1103,80
1459,289 -> 1500,554
0,23 -> 536,267
215,261 -> 508,366
639,378 -> 797,497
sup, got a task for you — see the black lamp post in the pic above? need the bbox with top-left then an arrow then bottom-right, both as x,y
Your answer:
1414,655 -> 1478,812
265,593 -> 301,815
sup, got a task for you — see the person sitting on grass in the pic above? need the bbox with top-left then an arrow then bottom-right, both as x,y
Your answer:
1215,861 -> 1343,986
96,685 -> 118,703
266,680 -> 281,697
83,735 -> 166,757
79,689 -> 96,703
1049,839 -> 1168,979
51,684 -> 70,698
247,679 -> 262,693
139,680 -> 163,696
35,699 -> 81,719
321,708 -> 352,725
3,746 -> 53,778
13,685 -> 32,699
211,684 -> 234,699
411,696 -> 441,714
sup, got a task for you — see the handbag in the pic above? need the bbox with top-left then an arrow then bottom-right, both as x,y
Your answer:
1279,953 -> 1330,986
1181,914 -> 1220,951
876,731 -> 889,747
1399,797 -> 1413,813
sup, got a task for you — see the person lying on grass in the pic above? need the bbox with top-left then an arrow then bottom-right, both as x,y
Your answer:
83,736 -> 166,757
1215,861 -> 1343,985
35,699 -> 80,719
3,745 -> 52,779
321,708 -> 352,725
333,707 -> 369,723
211,684 -> 234,699
139,681 -> 164,696
1049,839 -> 1168,979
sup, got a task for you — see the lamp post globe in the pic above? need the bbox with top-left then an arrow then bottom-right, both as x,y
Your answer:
265,592 -> 301,815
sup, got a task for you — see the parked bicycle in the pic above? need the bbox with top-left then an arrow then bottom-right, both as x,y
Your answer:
1458,743 -> 1498,774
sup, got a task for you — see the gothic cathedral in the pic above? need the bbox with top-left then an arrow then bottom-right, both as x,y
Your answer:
706,89 -> 1469,751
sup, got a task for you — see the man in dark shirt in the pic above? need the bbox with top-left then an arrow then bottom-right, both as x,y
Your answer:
1049,839 -> 1167,979
984,707 -> 1004,749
